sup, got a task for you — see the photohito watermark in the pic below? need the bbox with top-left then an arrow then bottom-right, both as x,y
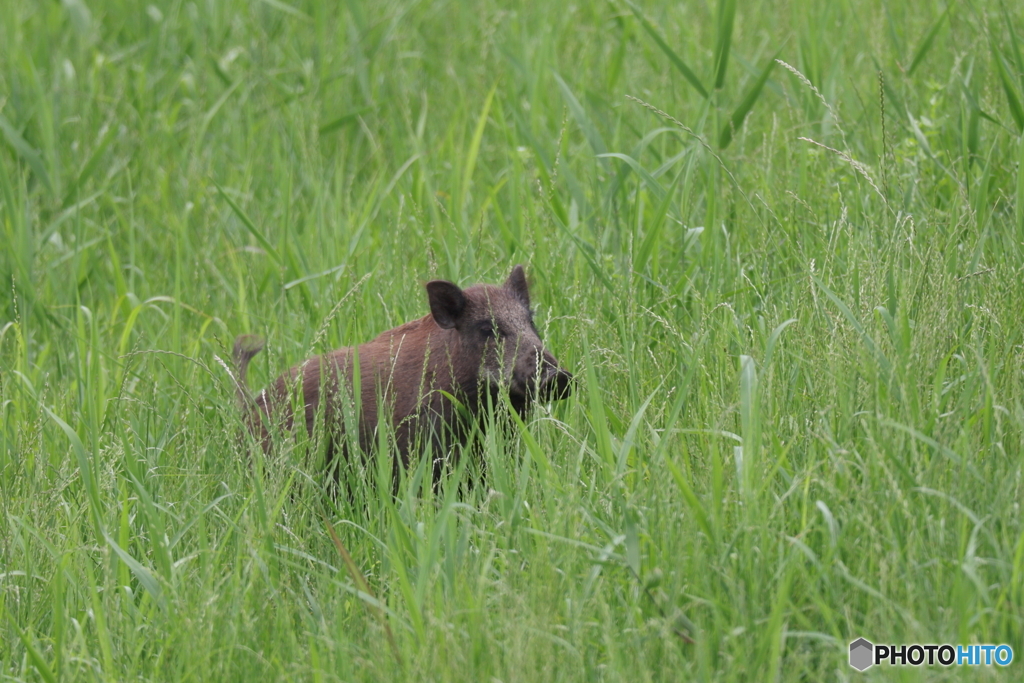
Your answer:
849,638 -> 1014,671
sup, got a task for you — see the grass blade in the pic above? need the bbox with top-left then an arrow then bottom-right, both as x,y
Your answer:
43,407 -> 102,535
319,107 -> 372,135
763,318 -> 797,371
617,386 -> 660,478
811,274 -> 895,382
553,72 -> 609,160
713,0 -> 737,90
62,122 -> 115,207
502,394 -> 555,481
907,5 -> 951,75
257,0 -> 312,21
0,112 -> 54,196
879,417 -> 981,481
324,516 -> 403,667
103,532 -> 167,611
214,181 -> 283,265
597,152 -> 667,202
549,211 -> 615,292
1018,134 -> 1024,237
583,332 -> 616,472
738,355 -> 760,499
82,557 -> 115,675
994,53 -> 1024,134
1000,0 -> 1024,79
197,80 -> 241,145
719,49 -> 780,148
9,619 -> 56,683
460,83 -> 498,217
960,81 -> 1001,129
623,0 -> 708,98
634,168 -> 685,272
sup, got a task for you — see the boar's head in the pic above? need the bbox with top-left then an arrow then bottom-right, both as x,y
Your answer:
426,265 -> 572,415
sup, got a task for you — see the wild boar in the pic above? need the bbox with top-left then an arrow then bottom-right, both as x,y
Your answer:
233,265 -> 572,485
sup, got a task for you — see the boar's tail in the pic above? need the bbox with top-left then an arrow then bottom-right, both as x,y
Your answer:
232,334 -> 265,410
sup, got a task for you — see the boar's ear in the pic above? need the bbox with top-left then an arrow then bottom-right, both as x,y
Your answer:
426,280 -> 467,329
505,264 -> 530,306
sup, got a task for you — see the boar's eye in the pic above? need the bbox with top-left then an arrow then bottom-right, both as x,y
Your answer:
479,321 -> 506,339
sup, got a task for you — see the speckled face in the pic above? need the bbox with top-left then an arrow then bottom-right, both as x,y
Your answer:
472,283 -> 544,397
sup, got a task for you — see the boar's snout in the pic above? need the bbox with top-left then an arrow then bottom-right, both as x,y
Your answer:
537,352 -> 573,401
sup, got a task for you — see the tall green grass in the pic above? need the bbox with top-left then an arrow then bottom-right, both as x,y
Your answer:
2,0 -> 1023,680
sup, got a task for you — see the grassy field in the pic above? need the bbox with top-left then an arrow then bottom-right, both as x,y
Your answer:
2,0 -> 1024,680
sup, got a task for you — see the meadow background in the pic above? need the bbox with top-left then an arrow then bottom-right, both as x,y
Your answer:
2,0 -> 1023,680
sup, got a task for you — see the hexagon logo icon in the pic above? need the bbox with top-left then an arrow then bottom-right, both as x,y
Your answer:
849,638 -> 874,671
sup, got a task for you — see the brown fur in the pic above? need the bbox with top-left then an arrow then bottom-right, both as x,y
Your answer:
233,265 -> 572,484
